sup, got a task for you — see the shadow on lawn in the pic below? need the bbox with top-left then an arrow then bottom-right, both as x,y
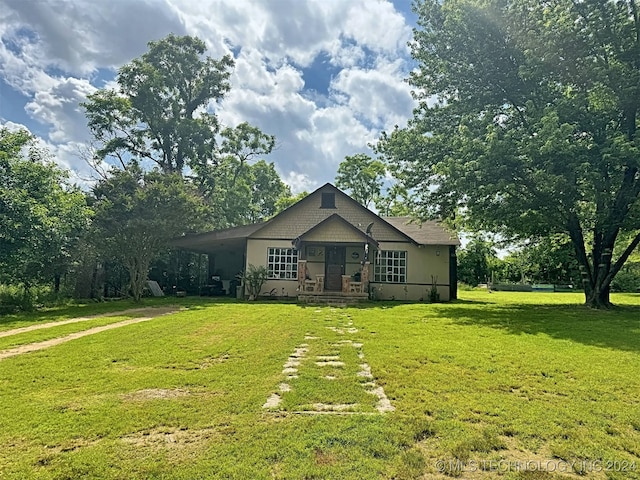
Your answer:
434,301 -> 640,353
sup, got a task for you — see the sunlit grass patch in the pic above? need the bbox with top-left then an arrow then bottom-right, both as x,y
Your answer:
0,293 -> 638,478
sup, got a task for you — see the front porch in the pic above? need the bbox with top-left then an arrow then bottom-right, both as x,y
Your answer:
296,256 -> 371,304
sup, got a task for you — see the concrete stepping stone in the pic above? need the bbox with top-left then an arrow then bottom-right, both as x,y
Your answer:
263,393 -> 281,409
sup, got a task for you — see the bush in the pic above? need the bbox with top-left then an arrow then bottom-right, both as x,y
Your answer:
611,266 -> 640,292
237,265 -> 268,300
457,282 -> 479,291
0,284 -> 74,313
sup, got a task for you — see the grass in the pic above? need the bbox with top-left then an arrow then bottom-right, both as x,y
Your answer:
0,292 -> 638,479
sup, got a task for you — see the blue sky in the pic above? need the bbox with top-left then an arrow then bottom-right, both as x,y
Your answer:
0,0 -> 419,191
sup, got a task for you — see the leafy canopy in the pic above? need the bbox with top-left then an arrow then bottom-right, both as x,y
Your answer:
378,0 -> 640,307
91,166 -> 208,301
335,154 -> 386,208
83,34 -> 235,174
0,128 -> 90,289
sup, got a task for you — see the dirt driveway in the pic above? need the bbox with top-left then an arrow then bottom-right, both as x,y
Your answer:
0,306 -> 180,361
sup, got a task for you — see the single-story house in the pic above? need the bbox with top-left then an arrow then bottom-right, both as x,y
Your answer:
172,183 -> 460,301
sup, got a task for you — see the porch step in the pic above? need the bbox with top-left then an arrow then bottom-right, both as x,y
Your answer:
297,293 -> 369,306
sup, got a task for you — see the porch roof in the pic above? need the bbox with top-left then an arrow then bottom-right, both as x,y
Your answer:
170,222 -> 264,253
293,214 -> 379,248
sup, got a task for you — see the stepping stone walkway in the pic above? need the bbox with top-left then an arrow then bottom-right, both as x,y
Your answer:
262,310 -> 394,415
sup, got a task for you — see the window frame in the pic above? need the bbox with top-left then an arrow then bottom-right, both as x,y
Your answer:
320,192 -> 336,209
267,247 -> 299,280
373,250 -> 407,283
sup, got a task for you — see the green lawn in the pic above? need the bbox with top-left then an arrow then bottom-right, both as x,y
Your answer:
0,292 -> 639,479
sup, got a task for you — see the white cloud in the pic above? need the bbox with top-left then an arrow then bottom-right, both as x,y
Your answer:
25,77 -> 96,143
341,0 -> 412,55
0,0 -> 417,189
331,59 -> 415,130
0,120 -> 30,132
281,171 -> 314,194
1,0 -> 187,75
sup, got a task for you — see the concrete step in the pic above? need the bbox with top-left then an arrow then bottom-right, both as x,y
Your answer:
297,294 -> 369,306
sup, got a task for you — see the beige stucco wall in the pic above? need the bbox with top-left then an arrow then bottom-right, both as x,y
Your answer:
247,238 -> 452,300
370,242 -> 451,301
246,238 -> 299,297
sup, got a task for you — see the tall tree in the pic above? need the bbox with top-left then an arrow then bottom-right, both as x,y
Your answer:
82,34 -> 234,174
375,183 -> 415,217
91,167 -> 207,301
377,0 -> 640,308
0,128 -> 90,292
335,154 -> 386,208
201,157 -> 290,228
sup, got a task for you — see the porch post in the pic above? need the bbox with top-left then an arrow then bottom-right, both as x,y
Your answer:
297,260 -> 307,291
361,261 -> 370,292
341,275 -> 351,293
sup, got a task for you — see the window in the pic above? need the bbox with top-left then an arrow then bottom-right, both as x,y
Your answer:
267,247 -> 298,279
321,192 -> 336,208
374,250 -> 407,283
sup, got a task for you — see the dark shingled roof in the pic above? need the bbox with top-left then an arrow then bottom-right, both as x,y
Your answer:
382,217 -> 460,246
171,222 -> 265,251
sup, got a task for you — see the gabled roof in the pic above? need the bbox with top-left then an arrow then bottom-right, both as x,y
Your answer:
383,217 -> 460,245
171,184 -> 460,250
295,213 -> 379,246
249,183 -> 418,244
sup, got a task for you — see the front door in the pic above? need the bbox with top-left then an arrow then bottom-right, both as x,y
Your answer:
325,246 -> 345,291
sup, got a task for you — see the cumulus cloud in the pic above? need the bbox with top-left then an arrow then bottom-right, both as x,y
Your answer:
0,0 -> 417,190
25,77 -> 96,143
330,59 -> 415,130
1,0 -> 186,75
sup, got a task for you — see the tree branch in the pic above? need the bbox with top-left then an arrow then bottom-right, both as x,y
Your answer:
603,230 -> 640,287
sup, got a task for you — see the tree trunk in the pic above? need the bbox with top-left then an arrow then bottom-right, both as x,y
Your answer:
127,257 -> 150,302
584,283 -> 611,309
90,263 -> 99,299
54,274 -> 61,293
567,214 -> 620,309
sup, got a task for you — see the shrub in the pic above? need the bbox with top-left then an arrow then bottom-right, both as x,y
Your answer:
611,267 -> 640,292
237,264 -> 268,300
0,284 -> 75,313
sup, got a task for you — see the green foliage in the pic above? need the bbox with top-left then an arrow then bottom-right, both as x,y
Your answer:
91,167 -> 207,301
274,190 -> 309,214
375,183 -> 415,217
0,128 -> 91,291
457,237 -> 497,286
237,264 -> 268,299
611,263 -> 640,292
83,34 -> 234,174
378,0 -> 640,307
199,157 -> 290,228
335,154 -> 386,208
0,284 -> 36,314
82,34 -> 282,230
497,235 -> 581,285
